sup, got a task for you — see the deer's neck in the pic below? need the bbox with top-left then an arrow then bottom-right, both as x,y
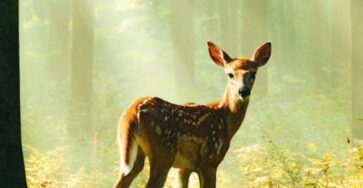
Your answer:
219,85 -> 249,139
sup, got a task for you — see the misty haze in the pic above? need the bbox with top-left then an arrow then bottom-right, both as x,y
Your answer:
20,0 -> 363,187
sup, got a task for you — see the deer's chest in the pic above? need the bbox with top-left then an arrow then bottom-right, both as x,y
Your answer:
172,129 -> 229,170
172,134 -> 204,170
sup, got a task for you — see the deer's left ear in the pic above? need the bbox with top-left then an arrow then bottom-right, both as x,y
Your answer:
208,41 -> 232,67
253,42 -> 271,67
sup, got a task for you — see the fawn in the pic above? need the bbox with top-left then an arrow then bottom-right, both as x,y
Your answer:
114,41 -> 271,188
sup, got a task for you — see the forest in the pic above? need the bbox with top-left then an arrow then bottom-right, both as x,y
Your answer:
17,0 -> 363,187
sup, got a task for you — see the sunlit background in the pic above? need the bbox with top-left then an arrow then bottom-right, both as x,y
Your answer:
20,0 -> 363,187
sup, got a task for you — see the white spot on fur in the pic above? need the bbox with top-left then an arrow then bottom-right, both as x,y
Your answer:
141,109 -> 149,113
155,126 -> 162,135
217,140 -> 223,155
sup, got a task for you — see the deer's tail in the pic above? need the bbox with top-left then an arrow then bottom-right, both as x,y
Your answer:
117,116 -> 138,175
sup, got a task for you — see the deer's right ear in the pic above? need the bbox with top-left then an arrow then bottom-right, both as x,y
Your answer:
208,41 -> 232,67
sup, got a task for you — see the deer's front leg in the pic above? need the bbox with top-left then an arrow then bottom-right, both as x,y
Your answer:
198,167 -> 217,188
176,169 -> 192,188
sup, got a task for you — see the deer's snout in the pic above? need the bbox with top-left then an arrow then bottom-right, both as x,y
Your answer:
239,86 -> 250,98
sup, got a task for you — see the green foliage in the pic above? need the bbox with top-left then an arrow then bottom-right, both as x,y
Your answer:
25,146 -> 86,187
236,138 -> 363,188
25,145 -> 116,188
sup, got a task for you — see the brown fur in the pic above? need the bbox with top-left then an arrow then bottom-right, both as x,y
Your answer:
114,80 -> 249,188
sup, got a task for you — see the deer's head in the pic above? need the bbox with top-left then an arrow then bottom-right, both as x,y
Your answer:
208,41 -> 271,101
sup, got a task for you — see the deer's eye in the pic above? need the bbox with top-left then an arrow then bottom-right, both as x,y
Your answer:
227,73 -> 234,79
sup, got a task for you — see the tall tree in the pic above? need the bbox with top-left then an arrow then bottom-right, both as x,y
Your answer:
331,0 -> 350,89
280,1 -> 301,99
230,0 -> 239,54
0,0 -> 28,186
269,1 -> 286,82
206,0 -> 218,42
69,0 -> 95,142
48,0 -> 71,81
217,0 -> 239,56
283,1 -> 297,72
240,0 -> 269,99
169,0 -> 195,100
219,0 -> 232,52
308,0 -> 332,94
351,0 -> 363,138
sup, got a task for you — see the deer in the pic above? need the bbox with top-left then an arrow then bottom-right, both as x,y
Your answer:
114,41 -> 271,188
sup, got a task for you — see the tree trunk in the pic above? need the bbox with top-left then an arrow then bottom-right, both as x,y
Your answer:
169,0 -> 195,100
69,0 -> 95,143
284,1 -> 297,73
0,0 -> 28,186
281,1 -> 301,99
269,1 -> 286,83
240,0 -> 269,100
48,0 -> 71,81
351,0 -> 363,138
331,0 -> 350,89
206,0 -> 218,41
219,0 -> 231,52
230,0 -> 239,54
308,0 -> 332,94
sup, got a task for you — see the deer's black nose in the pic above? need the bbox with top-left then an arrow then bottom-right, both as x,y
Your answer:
239,86 -> 250,98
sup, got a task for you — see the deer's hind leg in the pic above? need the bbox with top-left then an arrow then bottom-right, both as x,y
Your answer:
137,110 -> 178,187
114,147 -> 145,188
142,136 -> 177,188
145,156 -> 174,188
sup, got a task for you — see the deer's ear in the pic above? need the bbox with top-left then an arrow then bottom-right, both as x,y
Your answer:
207,41 -> 232,67
253,42 -> 271,67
